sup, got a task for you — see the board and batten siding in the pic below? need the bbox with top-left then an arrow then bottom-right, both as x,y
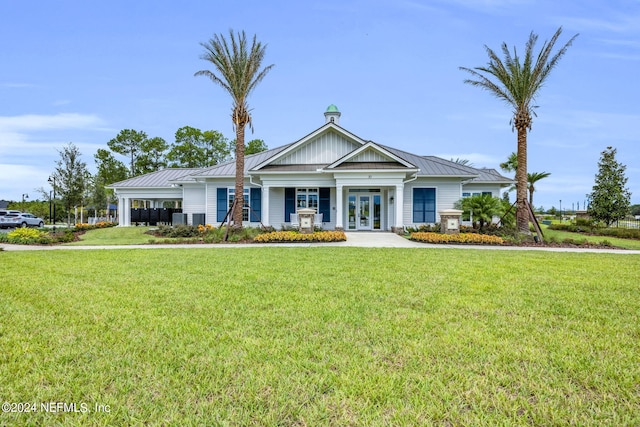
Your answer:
402,178 -> 462,226
273,130 -> 360,165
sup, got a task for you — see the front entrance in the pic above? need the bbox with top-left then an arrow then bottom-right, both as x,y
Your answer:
347,191 -> 382,230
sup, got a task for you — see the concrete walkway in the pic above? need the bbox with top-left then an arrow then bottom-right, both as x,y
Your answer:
1,232 -> 639,254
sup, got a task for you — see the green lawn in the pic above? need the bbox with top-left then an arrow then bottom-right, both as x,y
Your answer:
63,226 -> 163,245
1,248 -> 639,426
541,225 -> 640,250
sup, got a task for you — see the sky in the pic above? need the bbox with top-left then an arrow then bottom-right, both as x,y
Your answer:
1,0 -> 638,211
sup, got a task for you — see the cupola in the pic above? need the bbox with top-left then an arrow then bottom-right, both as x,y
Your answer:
324,104 -> 341,125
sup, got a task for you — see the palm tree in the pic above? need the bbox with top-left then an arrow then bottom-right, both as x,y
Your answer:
195,30 -> 274,227
460,27 -> 577,233
456,194 -> 503,231
527,171 -> 551,207
500,151 -> 551,207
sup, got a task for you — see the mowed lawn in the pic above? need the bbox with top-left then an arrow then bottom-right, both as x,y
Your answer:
1,248 -> 639,426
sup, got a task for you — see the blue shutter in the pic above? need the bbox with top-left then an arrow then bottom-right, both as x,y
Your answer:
217,188 -> 227,222
284,188 -> 295,222
250,188 -> 261,222
319,187 -> 330,222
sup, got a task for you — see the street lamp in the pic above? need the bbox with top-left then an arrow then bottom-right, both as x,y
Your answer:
21,193 -> 28,212
48,176 -> 56,232
559,199 -> 562,222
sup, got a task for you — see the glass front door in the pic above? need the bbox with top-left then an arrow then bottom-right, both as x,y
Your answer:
347,192 -> 382,230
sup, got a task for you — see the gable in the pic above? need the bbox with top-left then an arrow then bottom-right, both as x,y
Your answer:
350,147 -> 396,163
273,129 -> 360,165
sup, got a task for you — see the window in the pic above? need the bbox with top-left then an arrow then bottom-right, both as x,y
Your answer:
228,188 -> 250,221
413,188 -> 436,223
462,192 -> 471,198
296,188 -> 318,210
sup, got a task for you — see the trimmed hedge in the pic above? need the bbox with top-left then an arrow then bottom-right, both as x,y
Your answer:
253,231 -> 347,243
410,232 -> 504,245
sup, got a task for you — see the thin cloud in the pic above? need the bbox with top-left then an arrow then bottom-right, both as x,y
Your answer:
0,113 -> 105,132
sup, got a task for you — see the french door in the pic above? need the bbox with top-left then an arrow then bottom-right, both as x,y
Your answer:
347,193 -> 382,230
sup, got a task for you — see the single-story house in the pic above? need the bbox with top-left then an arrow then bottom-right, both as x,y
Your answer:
108,105 -> 513,231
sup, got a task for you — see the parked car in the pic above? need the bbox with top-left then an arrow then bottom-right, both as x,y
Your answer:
0,209 -> 21,218
0,213 -> 45,228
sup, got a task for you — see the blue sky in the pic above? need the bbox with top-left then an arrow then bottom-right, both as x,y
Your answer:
1,0 -> 638,210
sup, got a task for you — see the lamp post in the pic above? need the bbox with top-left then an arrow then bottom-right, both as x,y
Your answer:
559,200 -> 562,222
48,176 -> 56,232
21,193 -> 28,212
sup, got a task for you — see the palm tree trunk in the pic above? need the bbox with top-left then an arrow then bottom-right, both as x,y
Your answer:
233,125 -> 245,228
516,126 -> 529,233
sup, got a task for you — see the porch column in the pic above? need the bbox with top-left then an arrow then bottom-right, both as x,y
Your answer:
262,185 -> 270,227
335,184 -> 344,230
395,184 -> 404,230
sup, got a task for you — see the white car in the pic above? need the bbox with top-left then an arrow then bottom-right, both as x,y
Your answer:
0,213 -> 45,228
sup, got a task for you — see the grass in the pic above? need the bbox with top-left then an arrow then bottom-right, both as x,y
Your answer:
63,226 -> 163,245
1,248 -> 639,425
541,225 -> 640,250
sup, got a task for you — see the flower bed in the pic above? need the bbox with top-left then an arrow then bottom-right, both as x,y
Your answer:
410,232 -> 504,245
253,231 -> 347,243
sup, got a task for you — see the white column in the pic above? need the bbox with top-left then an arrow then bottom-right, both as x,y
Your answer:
124,197 -> 131,226
335,185 -> 343,229
395,184 -> 404,229
262,186 -> 270,227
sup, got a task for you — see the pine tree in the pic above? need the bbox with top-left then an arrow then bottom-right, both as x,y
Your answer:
587,146 -> 631,226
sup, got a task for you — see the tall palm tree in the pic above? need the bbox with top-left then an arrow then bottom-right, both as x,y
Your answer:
527,171 -> 551,207
460,27 -> 577,233
195,30 -> 274,227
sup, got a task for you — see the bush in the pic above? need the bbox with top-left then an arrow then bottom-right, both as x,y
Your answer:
253,231 -> 347,243
5,228 -> 52,244
409,232 -> 504,245
405,224 -> 441,233
74,222 -> 117,231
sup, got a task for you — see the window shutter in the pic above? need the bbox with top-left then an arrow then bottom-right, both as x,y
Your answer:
217,188 -> 227,222
284,187 -> 295,222
319,187 -> 330,222
250,188 -> 261,222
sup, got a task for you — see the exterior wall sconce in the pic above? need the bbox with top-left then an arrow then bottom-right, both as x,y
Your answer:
389,196 -> 394,204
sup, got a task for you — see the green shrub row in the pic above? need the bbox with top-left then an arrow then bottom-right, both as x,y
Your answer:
548,223 -> 640,239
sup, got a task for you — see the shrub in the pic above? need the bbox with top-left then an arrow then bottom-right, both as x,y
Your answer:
409,232 -> 504,245
253,231 -> 347,243
74,222 -> 117,231
406,224 -> 440,233
6,228 -> 52,244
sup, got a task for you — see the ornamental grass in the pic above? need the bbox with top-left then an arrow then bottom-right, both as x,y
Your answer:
410,231 -> 504,245
253,230 -> 347,243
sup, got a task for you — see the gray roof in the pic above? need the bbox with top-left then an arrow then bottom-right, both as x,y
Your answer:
380,145 -> 480,177
108,168 -> 202,188
467,168 -> 514,184
190,144 -> 294,177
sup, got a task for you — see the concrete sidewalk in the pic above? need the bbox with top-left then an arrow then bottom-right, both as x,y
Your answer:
2,232 -> 639,254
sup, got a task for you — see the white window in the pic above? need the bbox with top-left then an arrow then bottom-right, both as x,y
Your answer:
296,188 -> 318,210
228,188 -> 249,221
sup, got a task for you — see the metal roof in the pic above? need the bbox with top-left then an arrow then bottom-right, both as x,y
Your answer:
191,144 -> 294,177
380,145 -> 480,177
107,168 -> 202,188
467,168 -> 514,184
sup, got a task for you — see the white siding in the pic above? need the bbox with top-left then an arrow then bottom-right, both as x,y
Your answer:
351,149 -> 392,162
462,184 -> 504,198
274,131 -> 360,165
403,178 -> 461,227
182,184 -> 206,225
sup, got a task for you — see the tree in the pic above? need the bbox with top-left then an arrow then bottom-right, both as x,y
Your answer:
455,194 -> 504,231
461,27 -> 577,233
108,129 -> 148,176
231,138 -> 268,157
527,171 -> 551,207
500,152 -> 518,173
195,29 -> 274,227
93,148 -> 128,217
587,146 -> 631,226
202,130 -> 232,165
137,136 -> 168,174
167,126 -> 206,168
631,204 -> 640,217
52,143 -> 90,226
